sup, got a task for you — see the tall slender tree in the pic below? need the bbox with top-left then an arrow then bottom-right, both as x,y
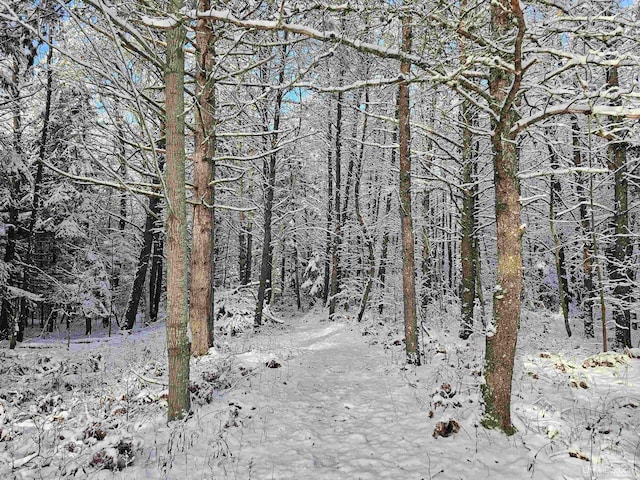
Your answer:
164,0 -> 190,420
398,7 -> 419,365
189,0 -> 215,355
481,0 -> 525,435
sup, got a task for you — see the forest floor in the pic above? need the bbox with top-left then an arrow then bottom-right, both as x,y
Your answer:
0,300 -> 639,479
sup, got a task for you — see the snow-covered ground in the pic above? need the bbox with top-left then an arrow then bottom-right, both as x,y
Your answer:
1,305 -> 639,479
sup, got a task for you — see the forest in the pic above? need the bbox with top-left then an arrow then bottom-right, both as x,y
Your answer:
1,0 -> 640,478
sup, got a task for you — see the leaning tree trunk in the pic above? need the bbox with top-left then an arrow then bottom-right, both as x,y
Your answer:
164,0 -> 190,421
398,11 -> 420,365
189,0 -> 215,356
123,195 -> 159,330
482,0 -> 525,435
353,89 -> 375,323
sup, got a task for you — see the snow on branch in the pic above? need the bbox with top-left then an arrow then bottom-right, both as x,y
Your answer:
518,167 -> 610,179
513,103 -> 640,134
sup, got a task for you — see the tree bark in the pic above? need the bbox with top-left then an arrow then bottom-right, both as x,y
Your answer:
398,11 -> 420,365
164,0 -> 190,420
482,0 -> 524,435
189,0 -> 215,356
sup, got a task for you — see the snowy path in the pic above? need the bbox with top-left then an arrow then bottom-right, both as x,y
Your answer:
227,318 -> 432,478
203,312 -> 524,480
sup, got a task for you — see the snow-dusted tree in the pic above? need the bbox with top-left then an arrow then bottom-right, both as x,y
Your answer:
164,0 -> 190,420
397,7 -> 419,364
0,0 -> 38,344
189,0 -> 215,355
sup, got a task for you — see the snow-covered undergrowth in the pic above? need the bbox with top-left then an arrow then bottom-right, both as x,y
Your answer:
0,323 -> 246,479
1,299 -> 639,479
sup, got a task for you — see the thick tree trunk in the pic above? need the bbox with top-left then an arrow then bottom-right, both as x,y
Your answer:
398,12 -> 420,365
189,0 -> 215,356
482,0 -> 524,435
164,1 -> 190,421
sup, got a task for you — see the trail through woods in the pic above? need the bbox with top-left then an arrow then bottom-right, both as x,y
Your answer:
189,310 -> 640,480
212,314 -> 444,478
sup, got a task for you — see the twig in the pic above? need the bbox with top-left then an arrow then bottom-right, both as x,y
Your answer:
130,369 -> 168,386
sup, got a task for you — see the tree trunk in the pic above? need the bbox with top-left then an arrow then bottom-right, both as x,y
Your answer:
149,217 -> 164,323
255,35 -> 287,327
459,100 -> 477,339
148,129 -> 165,325
3,58 -> 23,346
606,65 -> 632,350
239,178 -> 247,284
398,11 -> 420,365
123,196 -> 159,329
547,133 -> 571,337
164,0 -> 190,420
189,0 -> 215,356
354,90 -> 375,323
378,128 -> 397,314
329,87 -> 344,319
21,36 -> 54,341
572,116 -> 594,338
323,118 -> 333,305
482,0 -> 524,435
